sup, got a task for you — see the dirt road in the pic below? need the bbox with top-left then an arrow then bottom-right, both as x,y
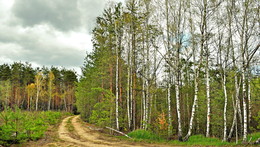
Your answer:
54,115 -> 166,147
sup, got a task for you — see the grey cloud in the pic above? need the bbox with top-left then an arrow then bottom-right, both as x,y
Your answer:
12,0 -> 81,31
0,0 -> 120,74
12,0 -> 107,32
0,26 -> 85,67
78,0 -> 106,32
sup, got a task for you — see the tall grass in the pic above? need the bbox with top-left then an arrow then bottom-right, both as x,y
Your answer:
169,135 -> 236,146
128,129 -> 162,141
127,129 -> 260,146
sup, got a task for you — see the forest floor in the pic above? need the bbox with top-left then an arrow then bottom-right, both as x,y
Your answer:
15,115 -> 171,147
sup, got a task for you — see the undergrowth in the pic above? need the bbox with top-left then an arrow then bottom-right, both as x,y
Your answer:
0,107 -> 69,146
127,129 -> 162,142
126,129 -> 260,146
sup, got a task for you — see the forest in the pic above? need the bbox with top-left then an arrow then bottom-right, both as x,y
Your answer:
0,0 -> 259,146
76,0 -> 259,144
0,62 -> 77,111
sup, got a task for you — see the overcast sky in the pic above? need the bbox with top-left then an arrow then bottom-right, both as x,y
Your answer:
0,0 -> 123,76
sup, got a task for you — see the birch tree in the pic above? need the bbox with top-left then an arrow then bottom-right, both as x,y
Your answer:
35,71 -> 44,111
48,71 -> 55,111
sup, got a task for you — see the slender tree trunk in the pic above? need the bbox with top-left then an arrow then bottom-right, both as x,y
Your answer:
27,90 -> 30,110
127,40 -> 131,130
133,72 -> 136,130
175,35 -> 182,140
241,2 -> 248,141
115,21 -> 119,130
184,72 -> 199,141
48,83 -> 52,111
144,33 -> 150,130
184,2 -> 205,137
167,72 -> 172,137
36,82 -> 40,111
223,69 -> 228,141
64,96 -> 67,112
248,76 -> 251,130
130,51 -> 133,130
142,73 -> 146,129
165,0 -> 174,138
242,65 -> 247,142
228,74 -> 241,142
175,74 -> 182,140
206,55 -> 211,137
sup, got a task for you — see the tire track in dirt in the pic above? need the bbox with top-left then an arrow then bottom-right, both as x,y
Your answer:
58,116 -> 169,147
71,115 -> 143,147
58,116 -> 109,147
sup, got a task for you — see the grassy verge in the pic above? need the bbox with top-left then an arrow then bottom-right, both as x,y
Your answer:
0,107 -> 71,146
119,129 -> 260,146
169,135 -> 235,146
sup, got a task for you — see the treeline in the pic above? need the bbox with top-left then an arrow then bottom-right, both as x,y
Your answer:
0,62 -> 77,112
76,0 -> 259,143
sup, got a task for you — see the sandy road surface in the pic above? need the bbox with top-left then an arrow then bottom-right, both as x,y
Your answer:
55,115 -> 167,147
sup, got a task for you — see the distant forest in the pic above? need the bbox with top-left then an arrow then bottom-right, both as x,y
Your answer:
0,62 -> 77,112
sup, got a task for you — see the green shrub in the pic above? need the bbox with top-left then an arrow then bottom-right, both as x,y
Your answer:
0,108 -> 64,146
128,129 -> 162,141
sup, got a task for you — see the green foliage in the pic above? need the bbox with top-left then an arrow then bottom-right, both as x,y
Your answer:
89,88 -> 114,127
253,111 -> 260,130
247,132 -> 260,142
0,108 -> 64,146
169,135 -> 235,146
128,129 -> 162,141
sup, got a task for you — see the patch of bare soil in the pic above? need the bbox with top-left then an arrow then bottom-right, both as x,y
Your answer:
17,115 -> 173,147
58,116 -> 173,147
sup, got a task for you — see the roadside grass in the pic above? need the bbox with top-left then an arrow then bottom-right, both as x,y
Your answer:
120,129 -> 260,146
169,135 -> 235,146
128,129 -> 162,141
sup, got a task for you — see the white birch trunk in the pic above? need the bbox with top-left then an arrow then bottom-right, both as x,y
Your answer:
228,74 -> 240,141
223,70 -> 228,141
242,66 -> 247,142
167,72 -> 172,137
36,86 -> 39,111
145,34 -> 150,130
127,35 -> 131,130
142,76 -> 146,129
115,22 -> 119,130
130,57 -> 133,129
142,37 -> 146,129
206,58 -> 210,137
175,74 -> 182,140
165,0 -> 173,137
35,74 -> 41,111
48,81 -> 52,111
248,76 -> 251,128
145,79 -> 149,130
184,72 -> 199,141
